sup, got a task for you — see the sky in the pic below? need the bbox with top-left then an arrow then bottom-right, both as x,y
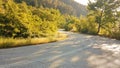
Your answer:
74,0 -> 89,5
74,0 -> 94,5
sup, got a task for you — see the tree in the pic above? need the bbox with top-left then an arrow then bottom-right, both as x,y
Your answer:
87,0 -> 120,34
0,0 -> 29,38
14,0 -> 87,17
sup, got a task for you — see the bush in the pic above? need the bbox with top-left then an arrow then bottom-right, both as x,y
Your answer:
64,15 -> 98,34
64,15 -> 79,31
0,1 -> 61,38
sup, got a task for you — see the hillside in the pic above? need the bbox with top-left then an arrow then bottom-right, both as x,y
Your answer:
14,0 -> 87,16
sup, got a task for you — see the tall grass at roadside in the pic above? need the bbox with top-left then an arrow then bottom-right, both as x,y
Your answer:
0,33 -> 67,48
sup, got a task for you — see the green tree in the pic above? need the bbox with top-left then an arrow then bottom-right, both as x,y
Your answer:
0,0 -> 29,38
64,15 -> 79,31
88,0 -> 120,34
14,0 -> 87,17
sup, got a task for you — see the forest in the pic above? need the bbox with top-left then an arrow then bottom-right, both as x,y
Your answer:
0,0 -> 120,48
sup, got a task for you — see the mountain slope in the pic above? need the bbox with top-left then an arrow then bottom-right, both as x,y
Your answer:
14,0 -> 87,16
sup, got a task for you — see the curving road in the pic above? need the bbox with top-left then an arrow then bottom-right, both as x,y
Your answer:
0,31 -> 120,68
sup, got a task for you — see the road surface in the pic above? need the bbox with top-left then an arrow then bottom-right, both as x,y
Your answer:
0,31 -> 120,68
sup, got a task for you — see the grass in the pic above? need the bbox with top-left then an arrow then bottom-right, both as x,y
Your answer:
0,32 -> 67,48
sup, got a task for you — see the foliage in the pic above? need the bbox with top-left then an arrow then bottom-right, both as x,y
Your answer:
0,0 -> 120,41
14,0 -> 87,17
0,0 -> 29,38
64,15 -> 97,34
0,0 -> 63,38
32,7 -> 65,28
88,0 -> 120,34
64,15 -> 78,31
0,32 -> 67,48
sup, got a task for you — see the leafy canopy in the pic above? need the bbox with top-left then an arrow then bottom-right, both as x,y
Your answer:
87,0 -> 120,34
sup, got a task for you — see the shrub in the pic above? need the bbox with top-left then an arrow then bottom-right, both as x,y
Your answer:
0,1 -> 61,38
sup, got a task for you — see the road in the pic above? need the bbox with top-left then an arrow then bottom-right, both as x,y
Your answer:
0,31 -> 120,68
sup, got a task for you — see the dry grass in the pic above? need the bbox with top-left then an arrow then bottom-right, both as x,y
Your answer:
0,33 -> 67,48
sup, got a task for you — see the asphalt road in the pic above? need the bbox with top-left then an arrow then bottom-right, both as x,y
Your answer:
0,31 -> 120,68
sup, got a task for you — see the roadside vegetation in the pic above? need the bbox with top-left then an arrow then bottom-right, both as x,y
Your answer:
0,32 -> 67,48
64,0 -> 120,40
0,0 -> 67,48
0,0 -> 120,48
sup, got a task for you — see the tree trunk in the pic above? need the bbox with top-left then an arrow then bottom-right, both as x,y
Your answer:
97,23 -> 101,34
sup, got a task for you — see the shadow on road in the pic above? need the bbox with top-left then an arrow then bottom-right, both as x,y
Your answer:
0,32 -> 120,68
